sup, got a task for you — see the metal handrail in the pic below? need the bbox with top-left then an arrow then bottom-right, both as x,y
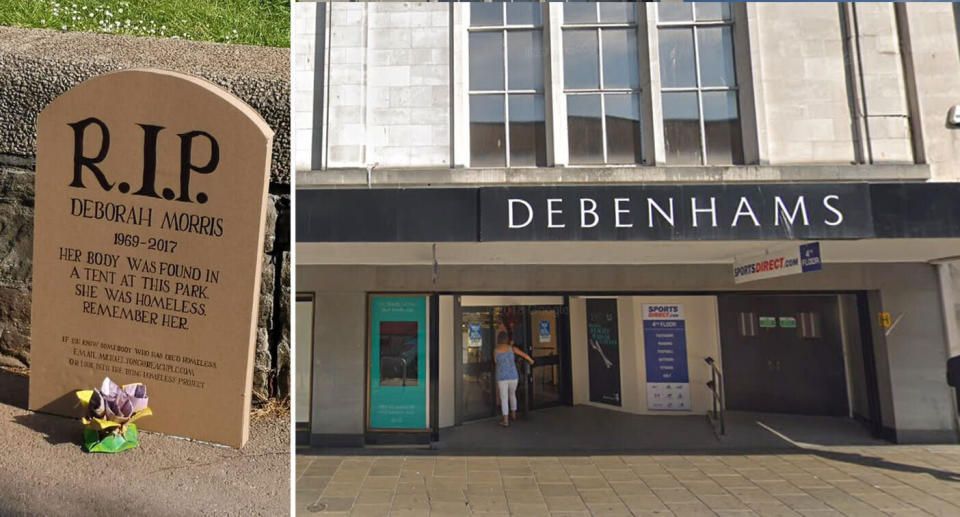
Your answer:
704,357 -> 725,437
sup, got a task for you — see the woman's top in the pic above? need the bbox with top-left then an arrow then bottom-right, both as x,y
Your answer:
495,347 -> 519,381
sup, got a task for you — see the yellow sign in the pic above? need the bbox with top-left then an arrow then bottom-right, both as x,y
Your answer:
879,312 -> 892,328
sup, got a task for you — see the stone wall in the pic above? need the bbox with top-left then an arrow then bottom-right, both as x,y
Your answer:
293,1 -> 318,173
323,2 -> 451,168
0,27 -> 291,401
904,2 -> 960,181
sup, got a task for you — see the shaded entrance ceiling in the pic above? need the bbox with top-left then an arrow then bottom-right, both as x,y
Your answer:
297,238 -> 960,266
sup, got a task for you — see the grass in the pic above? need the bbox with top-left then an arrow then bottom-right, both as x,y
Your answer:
0,0 -> 289,47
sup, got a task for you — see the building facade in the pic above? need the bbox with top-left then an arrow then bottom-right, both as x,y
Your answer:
294,2 -> 960,447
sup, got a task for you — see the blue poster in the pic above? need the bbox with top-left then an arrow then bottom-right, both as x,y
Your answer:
642,304 -> 691,411
468,323 -> 482,347
369,296 -> 428,429
539,320 -> 551,343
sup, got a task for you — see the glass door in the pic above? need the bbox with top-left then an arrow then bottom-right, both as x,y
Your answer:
528,307 -> 562,409
461,308 -> 496,421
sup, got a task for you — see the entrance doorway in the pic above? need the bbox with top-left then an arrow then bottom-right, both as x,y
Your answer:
718,294 -> 849,416
457,297 -> 570,424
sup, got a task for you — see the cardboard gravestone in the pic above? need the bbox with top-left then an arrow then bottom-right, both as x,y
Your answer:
28,69 -> 273,448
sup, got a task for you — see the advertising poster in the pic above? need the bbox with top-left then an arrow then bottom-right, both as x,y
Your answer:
586,299 -> 621,406
468,323 -> 483,347
539,320 -> 551,343
369,295 -> 428,429
643,304 -> 691,411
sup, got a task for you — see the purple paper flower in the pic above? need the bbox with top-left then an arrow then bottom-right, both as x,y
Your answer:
87,377 -> 149,424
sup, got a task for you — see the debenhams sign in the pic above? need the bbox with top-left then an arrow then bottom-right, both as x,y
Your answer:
480,184 -> 872,241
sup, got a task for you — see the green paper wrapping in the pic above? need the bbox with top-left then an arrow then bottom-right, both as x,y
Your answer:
83,424 -> 140,453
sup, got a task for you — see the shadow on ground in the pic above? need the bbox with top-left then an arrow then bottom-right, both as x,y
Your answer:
2,369 -> 83,446
813,449 -> 960,482
301,405 -> 960,482
0,369 -> 27,408
13,412 -> 83,447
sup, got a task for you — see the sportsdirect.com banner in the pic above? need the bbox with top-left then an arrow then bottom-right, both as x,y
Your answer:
643,304 -> 690,411
733,242 -> 822,284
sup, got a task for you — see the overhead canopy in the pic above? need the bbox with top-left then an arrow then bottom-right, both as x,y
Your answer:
297,239 -> 960,266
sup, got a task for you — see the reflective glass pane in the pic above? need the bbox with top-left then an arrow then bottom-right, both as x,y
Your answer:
470,95 -> 506,167
702,90 -> 742,164
379,321 -> 418,387
605,94 -> 642,164
567,95 -> 604,164
563,30 -> 599,89
563,3 -> 597,24
698,27 -> 736,87
696,2 -> 731,22
506,3 -> 541,26
658,28 -> 696,88
662,91 -> 702,165
471,3 -> 502,27
509,94 -> 547,167
469,32 -> 504,91
599,3 -> 636,23
508,31 -> 544,91
602,29 -> 639,89
658,3 -> 693,22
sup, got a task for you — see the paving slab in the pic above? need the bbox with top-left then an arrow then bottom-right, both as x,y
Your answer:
298,444 -> 960,516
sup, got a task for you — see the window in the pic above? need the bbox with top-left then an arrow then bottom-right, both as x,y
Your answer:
657,3 -> 742,165
379,321 -> 419,387
457,2 -> 745,168
468,3 -> 547,167
562,3 -> 642,165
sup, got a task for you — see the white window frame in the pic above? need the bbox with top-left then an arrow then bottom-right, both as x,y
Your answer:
452,2 -> 756,169
558,3 -> 646,166
465,4 -> 547,168
655,4 -> 740,166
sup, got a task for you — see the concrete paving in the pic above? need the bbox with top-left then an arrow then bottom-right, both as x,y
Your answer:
297,406 -> 960,515
0,370 -> 290,516
296,447 -> 960,516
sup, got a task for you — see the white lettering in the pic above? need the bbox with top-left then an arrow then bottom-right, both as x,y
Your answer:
547,198 -> 565,228
614,198 -> 633,228
731,196 -> 760,227
647,198 -> 675,227
508,199 -> 533,229
774,196 -> 810,226
580,198 -> 599,228
823,195 -> 843,226
691,197 -> 717,228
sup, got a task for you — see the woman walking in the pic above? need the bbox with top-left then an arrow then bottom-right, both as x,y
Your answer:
494,330 -> 534,427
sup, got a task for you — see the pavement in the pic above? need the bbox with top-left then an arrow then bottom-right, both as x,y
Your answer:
296,406 -> 960,516
0,370 -> 291,516
296,449 -> 960,516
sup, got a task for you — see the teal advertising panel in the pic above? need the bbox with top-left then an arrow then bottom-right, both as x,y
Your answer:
369,295 -> 428,430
